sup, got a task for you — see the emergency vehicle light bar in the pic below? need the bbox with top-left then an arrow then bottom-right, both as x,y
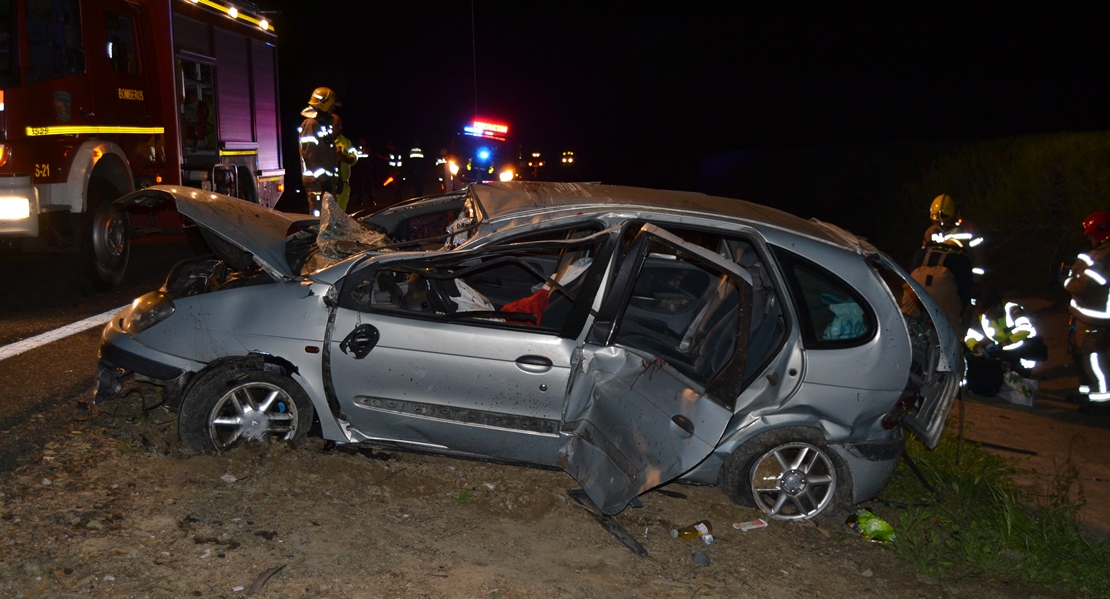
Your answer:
183,0 -> 275,32
26,126 -> 165,137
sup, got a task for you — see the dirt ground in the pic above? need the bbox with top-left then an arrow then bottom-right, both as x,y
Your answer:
0,396 -> 1056,599
0,299 -> 1098,599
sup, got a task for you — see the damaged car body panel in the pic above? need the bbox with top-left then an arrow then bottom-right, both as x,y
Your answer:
98,181 -> 960,522
117,185 -> 304,281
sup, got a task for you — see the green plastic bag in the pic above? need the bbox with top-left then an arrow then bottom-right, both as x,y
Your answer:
846,508 -> 896,543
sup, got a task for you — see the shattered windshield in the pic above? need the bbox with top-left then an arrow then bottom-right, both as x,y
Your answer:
288,194 -> 392,275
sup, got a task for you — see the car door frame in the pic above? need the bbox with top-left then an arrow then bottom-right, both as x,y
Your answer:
561,223 -> 758,514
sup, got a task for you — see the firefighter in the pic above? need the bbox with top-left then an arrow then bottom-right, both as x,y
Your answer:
964,292 -> 1048,377
298,87 -> 340,216
902,229 -> 974,335
923,194 -> 986,296
1064,211 -> 1110,416
332,113 -> 358,212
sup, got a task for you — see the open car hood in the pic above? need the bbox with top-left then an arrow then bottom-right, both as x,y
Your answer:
116,185 -> 302,281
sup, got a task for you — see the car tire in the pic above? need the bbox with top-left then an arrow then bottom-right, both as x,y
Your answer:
73,178 -> 130,292
718,427 -> 852,522
178,363 -> 315,453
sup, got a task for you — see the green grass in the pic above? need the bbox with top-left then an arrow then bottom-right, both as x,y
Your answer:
876,431 -> 1110,596
452,490 -> 472,505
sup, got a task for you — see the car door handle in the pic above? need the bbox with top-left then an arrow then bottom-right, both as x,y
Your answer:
671,414 -> 695,438
339,324 -> 380,359
515,355 -> 553,373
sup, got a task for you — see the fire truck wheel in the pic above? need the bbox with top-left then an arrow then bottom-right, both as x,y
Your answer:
74,179 -> 131,292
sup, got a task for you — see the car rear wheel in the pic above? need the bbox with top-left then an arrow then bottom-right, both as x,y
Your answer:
179,364 -> 315,453
718,427 -> 852,522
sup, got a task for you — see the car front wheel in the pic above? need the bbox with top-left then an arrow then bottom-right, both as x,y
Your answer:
179,364 -> 315,453
718,427 -> 852,522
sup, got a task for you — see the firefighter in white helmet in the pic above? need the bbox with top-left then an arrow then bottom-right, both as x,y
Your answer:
298,87 -> 340,217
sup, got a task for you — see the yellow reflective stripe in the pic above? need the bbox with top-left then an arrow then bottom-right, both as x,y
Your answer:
27,125 -> 164,136
191,0 -> 275,32
219,149 -> 258,156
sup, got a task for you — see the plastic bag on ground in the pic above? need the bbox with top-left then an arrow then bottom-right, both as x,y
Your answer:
846,508 -> 896,543
997,371 -> 1037,407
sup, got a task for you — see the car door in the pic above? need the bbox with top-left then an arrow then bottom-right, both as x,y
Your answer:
561,224 -> 756,515
325,230 -> 609,465
871,253 -> 962,448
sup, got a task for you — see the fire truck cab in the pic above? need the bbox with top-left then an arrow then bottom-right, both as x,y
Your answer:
0,0 -> 283,291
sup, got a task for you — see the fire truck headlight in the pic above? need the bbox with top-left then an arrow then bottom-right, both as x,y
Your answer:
498,169 -> 514,182
0,196 -> 31,220
122,291 -> 176,335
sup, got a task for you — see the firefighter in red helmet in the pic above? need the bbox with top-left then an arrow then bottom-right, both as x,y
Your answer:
1063,211 -> 1110,415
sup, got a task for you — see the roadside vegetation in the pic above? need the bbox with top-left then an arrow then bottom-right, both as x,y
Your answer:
875,429 -> 1110,597
706,131 -> 1110,295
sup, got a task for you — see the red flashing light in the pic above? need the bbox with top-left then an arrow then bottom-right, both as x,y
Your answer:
463,119 -> 509,141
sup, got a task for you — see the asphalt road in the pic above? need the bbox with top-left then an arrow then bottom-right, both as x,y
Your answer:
0,233 -> 194,470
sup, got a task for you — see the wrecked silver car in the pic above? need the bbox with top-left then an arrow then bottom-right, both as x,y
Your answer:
97,182 -> 959,522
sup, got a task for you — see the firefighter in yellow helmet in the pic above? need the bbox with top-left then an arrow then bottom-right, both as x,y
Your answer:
298,87 -> 340,216
922,194 -> 986,283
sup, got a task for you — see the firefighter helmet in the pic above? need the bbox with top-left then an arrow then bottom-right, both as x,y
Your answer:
930,194 -> 958,223
307,87 -> 339,112
1083,211 -> 1110,245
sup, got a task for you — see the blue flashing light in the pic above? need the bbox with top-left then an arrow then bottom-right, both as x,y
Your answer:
477,148 -> 491,161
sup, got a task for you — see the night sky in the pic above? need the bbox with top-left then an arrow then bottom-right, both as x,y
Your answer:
261,2 -> 1110,188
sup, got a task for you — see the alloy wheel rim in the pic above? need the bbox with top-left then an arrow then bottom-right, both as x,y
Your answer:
208,382 -> 298,451
750,442 -> 836,520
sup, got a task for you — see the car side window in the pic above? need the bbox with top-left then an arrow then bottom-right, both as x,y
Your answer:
772,247 -> 876,348
338,228 -> 605,335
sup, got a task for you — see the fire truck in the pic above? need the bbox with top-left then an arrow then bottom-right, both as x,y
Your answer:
0,0 -> 284,290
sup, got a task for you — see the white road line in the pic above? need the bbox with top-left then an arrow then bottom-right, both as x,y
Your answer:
0,306 -> 127,362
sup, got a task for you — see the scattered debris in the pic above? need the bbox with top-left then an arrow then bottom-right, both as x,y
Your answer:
567,489 -> 648,556
733,519 -> 768,532
247,564 -> 286,595
671,520 -> 714,544
691,552 -> 711,566
847,508 -> 897,543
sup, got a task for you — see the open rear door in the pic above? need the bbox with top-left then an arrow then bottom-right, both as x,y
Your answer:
872,253 -> 961,448
562,224 -> 756,514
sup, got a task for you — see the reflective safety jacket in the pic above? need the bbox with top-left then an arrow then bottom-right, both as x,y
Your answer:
298,110 -> 339,188
1065,239 -> 1110,326
965,302 -> 1037,352
923,218 -> 986,281
334,133 -> 358,210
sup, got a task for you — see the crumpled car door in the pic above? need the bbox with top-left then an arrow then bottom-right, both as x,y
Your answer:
561,224 -> 756,515
871,253 -> 962,448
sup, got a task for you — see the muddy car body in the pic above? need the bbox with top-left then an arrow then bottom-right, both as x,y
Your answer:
98,182 -> 959,521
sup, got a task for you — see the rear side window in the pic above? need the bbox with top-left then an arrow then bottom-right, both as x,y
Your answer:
772,247 -> 875,349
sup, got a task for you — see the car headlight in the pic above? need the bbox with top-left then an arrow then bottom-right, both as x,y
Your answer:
122,291 -> 176,335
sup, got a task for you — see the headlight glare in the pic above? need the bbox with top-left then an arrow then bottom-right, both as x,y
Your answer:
122,291 -> 176,335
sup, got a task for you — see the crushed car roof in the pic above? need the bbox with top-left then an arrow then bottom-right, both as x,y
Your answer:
470,182 -> 845,245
